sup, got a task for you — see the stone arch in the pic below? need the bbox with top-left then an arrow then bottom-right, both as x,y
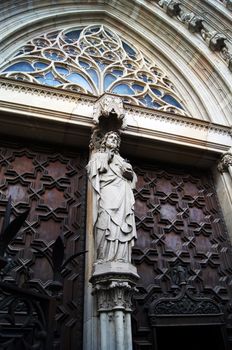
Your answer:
0,0 -> 231,124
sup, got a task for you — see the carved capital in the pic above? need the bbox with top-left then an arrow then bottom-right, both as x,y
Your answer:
92,275 -> 138,312
218,152 -> 232,173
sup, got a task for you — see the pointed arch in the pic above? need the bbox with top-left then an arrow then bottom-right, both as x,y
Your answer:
0,0 -> 231,124
0,24 -> 189,115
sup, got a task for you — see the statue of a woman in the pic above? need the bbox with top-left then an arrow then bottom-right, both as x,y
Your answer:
86,131 -> 137,263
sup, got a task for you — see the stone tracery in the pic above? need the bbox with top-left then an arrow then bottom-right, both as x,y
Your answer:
0,25 -> 187,115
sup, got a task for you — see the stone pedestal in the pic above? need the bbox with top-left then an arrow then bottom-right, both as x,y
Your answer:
90,262 -> 139,350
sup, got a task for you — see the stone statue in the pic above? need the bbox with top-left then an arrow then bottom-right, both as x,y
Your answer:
86,131 -> 137,263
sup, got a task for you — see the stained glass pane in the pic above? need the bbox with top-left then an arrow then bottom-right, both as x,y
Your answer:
111,69 -> 123,77
35,72 -> 61,87
104,74 -> 116,90
132,84 -> 144,92
55,66 -> 69,75
79,60 -> 90,69
139,94 -> 162,109
34,62 -> 49,69
44,51 -> 65,61
162,94 -> 183,109
66,73 -> 93,92
151,87 -> 162,96
122,41 -> 137,59
112,84 -> 134,95
64,30 -> 82,43
3,62 -> 34,72
88,69 -> 99,87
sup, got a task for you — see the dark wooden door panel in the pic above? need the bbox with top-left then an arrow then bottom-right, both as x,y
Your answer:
0,143 -> 87,350
132,163 -> 232,348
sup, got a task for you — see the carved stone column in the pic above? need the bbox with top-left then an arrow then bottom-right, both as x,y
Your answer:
215,152 -> 232,245
84,94 -> 139,350
91,264 -> 138,350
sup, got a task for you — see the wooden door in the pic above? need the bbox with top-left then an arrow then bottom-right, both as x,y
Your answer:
131,162 -> 232,349
0,141 -> 87,350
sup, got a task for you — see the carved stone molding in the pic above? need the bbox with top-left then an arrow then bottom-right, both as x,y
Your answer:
218,152 -> 232,172
154,0 -> 232,71
158,0 -> 181,17
0,79 -> 231,156
218,0 -> 232,11
148,286 -> 223,326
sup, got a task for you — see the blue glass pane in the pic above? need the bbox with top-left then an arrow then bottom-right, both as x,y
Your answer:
151,87 -> 162,96
47,31 -> 59,40
35,73 -> 61,87
139,94 -> 161,109
79,60 -> 90,69
162,94 -> 183,109
44,51 -> 64,61
85,27 -> 100,36
15,46 -> 33,56
88,69 -> 99,87
132,84 -> 144,92
34,62 -> 49,70
105,30 -> 114,38
95,59 -> 107,71
55,66 -> 69,75
112,69 -> 123,77
67,73 -> 93,92
104,74 -> 116,90
139,95 -> 153,108
153,102 -> 161,108
64,30 -> 82,43
44,72 -> 62,86
122,41 -> 137,59
112,84 -> 134,95
139,74 -> 153,83
91,27 -> 100,33
3,62 -> 34,72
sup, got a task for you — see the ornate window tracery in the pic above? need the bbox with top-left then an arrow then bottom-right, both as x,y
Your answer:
0,25 -> 187,115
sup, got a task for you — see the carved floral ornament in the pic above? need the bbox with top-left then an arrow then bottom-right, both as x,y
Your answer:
93,278 -> 137,312
0,25 -> 187,115
149,289 -> 222,320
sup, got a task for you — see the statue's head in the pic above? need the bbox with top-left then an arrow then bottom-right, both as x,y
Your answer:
100,131 -> 121,153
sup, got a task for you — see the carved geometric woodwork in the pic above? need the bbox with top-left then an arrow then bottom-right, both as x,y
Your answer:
0,281 -> 55,350
0,142 -> 87,350
132,163 -> 232,349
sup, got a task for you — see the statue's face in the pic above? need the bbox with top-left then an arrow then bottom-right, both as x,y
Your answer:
105,133 -> 118,150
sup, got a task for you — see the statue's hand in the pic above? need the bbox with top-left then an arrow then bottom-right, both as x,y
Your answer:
121,162 -> 133,180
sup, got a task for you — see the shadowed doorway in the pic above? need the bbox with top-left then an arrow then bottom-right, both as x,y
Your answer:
156,325 -> 226,350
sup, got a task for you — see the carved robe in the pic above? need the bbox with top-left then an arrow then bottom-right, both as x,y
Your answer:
87,151 -> 137,263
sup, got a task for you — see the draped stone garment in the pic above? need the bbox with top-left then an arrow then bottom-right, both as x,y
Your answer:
87,151 -> 137,263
